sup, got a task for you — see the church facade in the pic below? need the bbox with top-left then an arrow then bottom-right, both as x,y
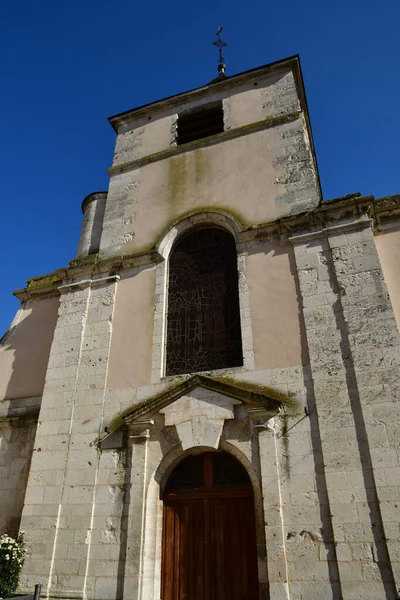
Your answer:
1,55 -> 400,599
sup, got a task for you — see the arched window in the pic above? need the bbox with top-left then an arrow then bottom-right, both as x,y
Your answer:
165,228 -> 243,376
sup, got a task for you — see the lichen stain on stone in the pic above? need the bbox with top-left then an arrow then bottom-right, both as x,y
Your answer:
169,153 -> 188,212
194,147 -> 206,188
168,147 -> 209,216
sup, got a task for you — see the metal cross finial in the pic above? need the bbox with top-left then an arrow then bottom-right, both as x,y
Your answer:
212,26 -> 227,75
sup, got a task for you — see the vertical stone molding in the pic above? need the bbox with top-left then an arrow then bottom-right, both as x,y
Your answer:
290,219 -> 400,598
257,422 -> 289,600
121,427 -> 151,600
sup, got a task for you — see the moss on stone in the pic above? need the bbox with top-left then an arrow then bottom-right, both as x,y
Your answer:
169,152 -> 188,211
107,379 -> 186,432
26,274 -> 62,290
104,373 -> 298,442
68,254 -> 99,268
209,375 -> 300,414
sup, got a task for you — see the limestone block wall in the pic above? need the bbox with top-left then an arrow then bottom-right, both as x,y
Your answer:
291,218 -> 400,598
0,420 -> 37,537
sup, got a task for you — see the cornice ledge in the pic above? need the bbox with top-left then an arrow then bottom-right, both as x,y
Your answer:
13,193 -> 400,301
245,193 -> 399,243
108,111 -> 302,176
58,274 -> 120,294
108,55 -> 300,131
13,249 -> 162,301
288,216 -> 373,244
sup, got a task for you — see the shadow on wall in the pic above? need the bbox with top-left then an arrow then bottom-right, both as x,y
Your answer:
0,297 -> 59,537
1,296 -> 59,403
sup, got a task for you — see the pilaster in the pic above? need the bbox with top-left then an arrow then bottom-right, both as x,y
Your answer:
290,218 -> 400,598
257,422 -> 289,600
19,274 -> 119,600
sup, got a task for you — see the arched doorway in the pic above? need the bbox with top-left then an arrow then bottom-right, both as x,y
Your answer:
161,451 -> 259,600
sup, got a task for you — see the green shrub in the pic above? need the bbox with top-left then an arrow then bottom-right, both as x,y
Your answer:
0,533 -> 26,599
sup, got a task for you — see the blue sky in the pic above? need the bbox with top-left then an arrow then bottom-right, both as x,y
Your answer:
1,0 -> 399,335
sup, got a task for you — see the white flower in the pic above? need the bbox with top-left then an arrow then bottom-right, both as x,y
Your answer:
5,554 -> 10,560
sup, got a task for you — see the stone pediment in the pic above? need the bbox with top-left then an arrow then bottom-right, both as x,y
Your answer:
123,375 -> 282,426
119,376 -> 282,450
96,376 -> 284,450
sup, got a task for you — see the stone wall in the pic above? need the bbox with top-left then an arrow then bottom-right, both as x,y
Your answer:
290,218 -> 400,598
0,419 -> 37,537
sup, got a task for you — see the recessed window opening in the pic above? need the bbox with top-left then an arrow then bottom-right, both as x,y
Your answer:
177,101 -> 224,145
165,227 -> 243,376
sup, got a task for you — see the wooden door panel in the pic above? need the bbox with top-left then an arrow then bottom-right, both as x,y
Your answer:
162,496 -> 259,600
163,499 -> 207,600
209,497 -> 259,600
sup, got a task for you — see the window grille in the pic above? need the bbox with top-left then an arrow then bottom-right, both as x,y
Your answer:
177,102 -> 224,145
165,228 -> 243,376
164,452 -> 251,494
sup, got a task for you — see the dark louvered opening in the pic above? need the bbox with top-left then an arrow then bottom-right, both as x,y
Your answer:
177,102 -> 224,145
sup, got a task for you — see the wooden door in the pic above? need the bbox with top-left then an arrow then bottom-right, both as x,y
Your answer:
161,453 -> 259,600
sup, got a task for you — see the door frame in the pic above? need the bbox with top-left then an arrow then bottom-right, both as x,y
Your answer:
160,450 -> 262,600
129,441 -> 268,600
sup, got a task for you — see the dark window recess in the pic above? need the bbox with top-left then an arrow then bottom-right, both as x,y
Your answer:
165,454 -> 204,492
177,102 -> 224,145
166,228 -> 243,376
164,453 -> 251,494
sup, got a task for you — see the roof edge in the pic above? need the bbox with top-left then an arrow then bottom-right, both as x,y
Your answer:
107,54 -> 301,132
